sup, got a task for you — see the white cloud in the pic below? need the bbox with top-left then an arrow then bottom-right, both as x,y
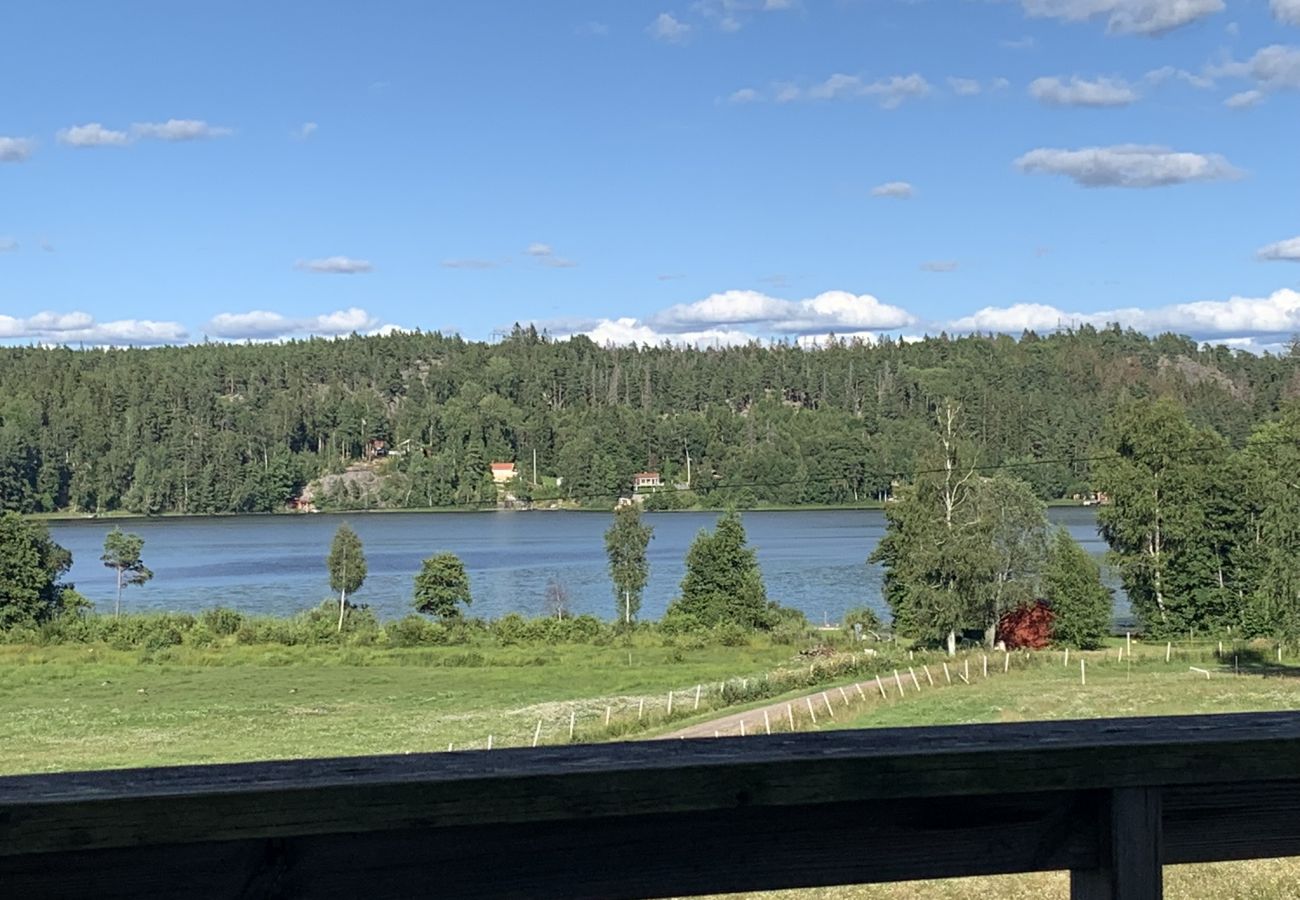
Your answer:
295,256 -> 374,274
1224,89 -> 1265,108
0,311 -> 187,345
297,122 -> 318,139
57,123 -> 130,147
694,0 -> 797,32
1247,44 -> 1300,89
1257,236 -> 1300,261
787,73 -> 931,108
132,119 -> 233,141
0,238 -> 17,253
1015,145 -> 1241,188
1029,75 -> 1139,106
650,288 -> 915,334
526,242 -> 577,268
648,12 -> 692,42
0,137 -> 35,162
1143,65 -> 1214,88
948,77 -> 983,96
205,307 -> 380,340
920,261 -> 960,273
1274,0 -> 1300,26
729,87 -> 762,103
1020,0 -> 1224,36
871,181 -> 915,199
949,289 -> 1300,343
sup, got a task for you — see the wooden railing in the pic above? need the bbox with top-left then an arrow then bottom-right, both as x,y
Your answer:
3,712 -> 1300,899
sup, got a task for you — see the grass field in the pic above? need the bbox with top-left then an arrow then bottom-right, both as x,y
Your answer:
0,640 -> 795,774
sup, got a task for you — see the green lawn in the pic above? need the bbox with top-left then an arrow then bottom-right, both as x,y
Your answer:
0,641 -> 794,774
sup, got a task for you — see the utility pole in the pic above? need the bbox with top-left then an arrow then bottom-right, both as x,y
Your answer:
625,590 -> 631,626
533,447 -> 538,487
683,440 -> 692,487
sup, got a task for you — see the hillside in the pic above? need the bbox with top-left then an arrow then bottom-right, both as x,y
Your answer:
0,326 -> 1296,515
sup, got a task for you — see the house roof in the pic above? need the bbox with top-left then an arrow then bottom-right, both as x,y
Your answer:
633,471 -> 661,479
490,462 -> 516,471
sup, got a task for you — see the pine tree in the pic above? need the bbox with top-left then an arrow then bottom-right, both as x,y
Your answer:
100,528 -> 152,619
668,509 -> 774,630
1043,529 -> 1112,649
413,553 -> 472,620
0,512 -> 75,629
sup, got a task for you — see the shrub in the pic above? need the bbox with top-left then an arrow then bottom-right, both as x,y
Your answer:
200,607 -> 245,636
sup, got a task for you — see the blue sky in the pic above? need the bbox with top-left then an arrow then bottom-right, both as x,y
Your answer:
2,0 -> 1298,351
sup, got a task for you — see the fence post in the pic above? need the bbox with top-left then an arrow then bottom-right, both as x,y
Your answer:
909,667 -> 922,691
805,696 -> 817,725
787,702 -> 795,731
569,709 -> 576,741
1070,787 -> 1163,900
667,691 -> 673,717
982,655 -> 988,678
923,664 -> 935,686
533,719 -> 543,748
1166,642 -> 1171,664
763,708 -> 771,735
876,674 -> 888,698
1003,651 -> 1010,673
894,670 -> 905,696
942,662 -> 951,684
694,684 -> 701,710
1081,659 -> 1086,686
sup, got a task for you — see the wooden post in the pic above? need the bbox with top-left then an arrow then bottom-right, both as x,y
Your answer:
894,670 -> 905,696
447,742 -> 453,752
1166,642 -> 1172,664
923,665 -> 934,686
568,710 -> 576,741
876,674 -> 888,698
1280,645 -> 1284,664
1190,666 -> 1211,679
856,682 -> 867,700
1065,648 -> 1070,667
1081,659 -> 1086,686
1235,655 -> 1239,676
694,684 -> 702,710
667,691 -> 674,716
605,706 -> 611,726
805,696 -> 817,725
909,667 -> 922,691
638,698 -> 644,721
839,686 -> 851,706
822,692 -> 836,719
763,709 -> 771,735
786,702 -> 795,730
1070,787 -> 1163,900
1126,632 -> 1132,658
532,719 -> 543,748
1004,652 -> 1011,673
942,662 -> 951,684
982,655 -> 988,678
740,720 -> 746,737
1218,640 -> 1224,657
963,659 -> 970,683
487,735 -> 493,750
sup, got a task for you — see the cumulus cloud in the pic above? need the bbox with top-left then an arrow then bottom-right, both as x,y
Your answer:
948,77 -> 983,96
1224,89 -> 1265,108
781,73 -> 931,108
1257,236 -> 1300,261
1020,0 -> 1224,36
297,122 -> 318,139
920,261 -> 959,273
1274,0 -> 1300,25
728,87 -> 762,103
0,137 -> 35,162
949,289 -> 1300,344
526,242 -> 577,268
1143,65 -> 1214,88
57,123 -> 130,147
871,181 -> 915,199
1029,76 -> 1139,106
0,238 -> 17,253
648,12 -> 691,42
0,311 -> 187,345
295,256 -> 374,274
132,119 -> 233,141
205,307 -> 380,340
1015,145 -> 1241,188
649,288 -> 915,334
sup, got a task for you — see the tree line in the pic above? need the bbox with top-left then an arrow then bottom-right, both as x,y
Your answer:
1,325 -> 1295,515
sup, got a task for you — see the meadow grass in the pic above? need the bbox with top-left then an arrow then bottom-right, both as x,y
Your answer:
0,640 -> 795,773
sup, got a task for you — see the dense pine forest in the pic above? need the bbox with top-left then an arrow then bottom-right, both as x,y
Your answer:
0,325 -> 1297,516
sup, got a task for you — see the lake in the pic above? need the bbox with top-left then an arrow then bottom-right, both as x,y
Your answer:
48,508 -> 1124,624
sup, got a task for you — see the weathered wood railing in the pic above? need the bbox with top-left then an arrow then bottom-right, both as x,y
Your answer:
3,712 -> 1300,899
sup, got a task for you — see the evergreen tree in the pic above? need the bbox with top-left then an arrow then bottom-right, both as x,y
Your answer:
667,509 -> 774,629
413,553 -> 472,620
604,504 -> 653,626
326,523 -> 367,632
0,512 -> 75,629
100,528 -> 152,619
1043,529 -> 1112,649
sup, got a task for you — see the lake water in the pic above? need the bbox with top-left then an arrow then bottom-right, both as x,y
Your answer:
48,508 -> 1125,624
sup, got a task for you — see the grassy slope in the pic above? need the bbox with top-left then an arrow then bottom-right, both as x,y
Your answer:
0,642 -> 793,774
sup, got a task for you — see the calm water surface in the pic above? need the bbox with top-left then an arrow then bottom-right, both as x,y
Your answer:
48,508 -> 1124,623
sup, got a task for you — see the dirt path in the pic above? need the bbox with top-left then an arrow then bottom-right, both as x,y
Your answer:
659,660 -> 992,739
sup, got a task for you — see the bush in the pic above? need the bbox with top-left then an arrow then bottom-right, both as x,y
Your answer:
713,622 -> 751,647
200,607 -> 245,636
386,615 -> 448,648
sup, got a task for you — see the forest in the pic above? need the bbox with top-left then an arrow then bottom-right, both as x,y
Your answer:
0,325 -> 1297,515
